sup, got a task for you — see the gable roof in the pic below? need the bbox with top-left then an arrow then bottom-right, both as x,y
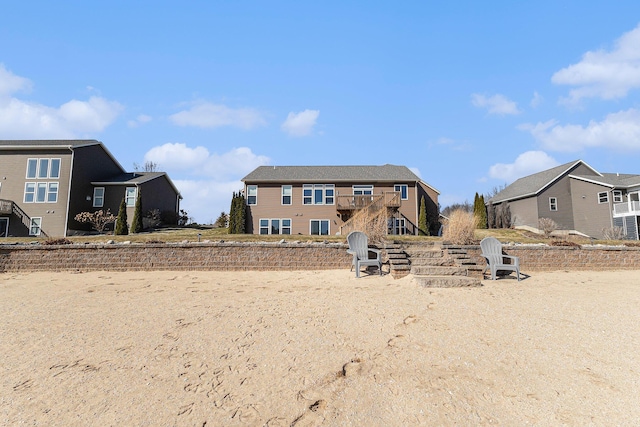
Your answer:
92,172 -> 181,197
490,160 -> 600,204
243,164 -> 423,183
0,139 -> 102,149
570,173 -> 640,189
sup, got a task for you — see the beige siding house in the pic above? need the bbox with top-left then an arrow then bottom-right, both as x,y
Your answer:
0,140 -> 181,237
242,165 -> 439,236
489,160 -> 640,239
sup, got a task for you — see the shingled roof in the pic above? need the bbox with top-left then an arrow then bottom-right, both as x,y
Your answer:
570,173 -> 640,188
0,140 -> 101,149
490,160 -> 600,204
242,164 -> 423,183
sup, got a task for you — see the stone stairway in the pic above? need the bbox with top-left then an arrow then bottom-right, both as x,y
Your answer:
404,243 -> 483,287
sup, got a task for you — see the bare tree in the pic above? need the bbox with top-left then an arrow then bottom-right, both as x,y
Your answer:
133,161 -> 159,172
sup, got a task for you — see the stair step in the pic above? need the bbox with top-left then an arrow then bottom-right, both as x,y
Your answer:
391,264 -> 411,271
389,259 -> 410,265
413,275 -> 482,288
411,266 -> 469,276
409,258 -> 455,267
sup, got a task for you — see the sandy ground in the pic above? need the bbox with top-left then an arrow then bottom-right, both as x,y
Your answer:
1,269 -> 639,426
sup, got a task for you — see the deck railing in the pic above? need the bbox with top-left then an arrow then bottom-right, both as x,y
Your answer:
613,200 -> 640,216
336,192 -> 401,210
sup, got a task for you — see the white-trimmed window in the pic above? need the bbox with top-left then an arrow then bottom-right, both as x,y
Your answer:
93,187 -> 105,207
29,217 -> 42,236
26,158 -> 61,179
24,183 -> 36,203
125,187 -> 137,207
303,184 -> 334,205
47,183 -> 58,203
549,197 -> 558,211
613,190 -> 623,203
394,184 -> 408,200
36,183 -> 47,203
247,185 -> 257,205
353,185 -> 373,195
310,219 -> 330,235
24,182 -> 58,203
49,159 -> 61,179
26,159 -> 38,179
282,185 -> 292,205
598,192 -> 609,204
259,218 -> 291,235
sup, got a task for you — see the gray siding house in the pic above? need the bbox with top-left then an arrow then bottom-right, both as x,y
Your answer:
0,140 -> 181,237
489,160 -> 640,239
242,164 -> 440,236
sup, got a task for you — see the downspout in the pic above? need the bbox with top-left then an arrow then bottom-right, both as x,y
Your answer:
414,182 -> 419,235
63,148 -> 75,237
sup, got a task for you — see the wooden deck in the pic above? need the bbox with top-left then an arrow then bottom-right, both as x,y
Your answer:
336,192 -> 401,211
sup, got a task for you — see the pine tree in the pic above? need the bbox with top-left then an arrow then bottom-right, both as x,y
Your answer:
474,192 -> 488,229
115,197 -> 129,235
131,190 -> 143,233
479,194 -> 487,229
228,192 -> 237,233
418,196 -> 428,236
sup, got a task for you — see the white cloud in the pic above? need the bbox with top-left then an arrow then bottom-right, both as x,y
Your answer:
143,144 -> 270,223
173,178 -> 243,225
127,114 -> 152,128
145,143 -> 270,179
488,151 -> 559,183
169,101 -> 267,130
0,64 -> 32,95
0,65 -> 123,138
471,93 -> 521,115
552,23 -> 640,104
520,108 -> 640,152
530,91 -> 543,108
281,109 -> 320,137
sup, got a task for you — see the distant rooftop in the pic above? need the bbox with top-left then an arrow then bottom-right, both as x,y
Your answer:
243,164 -> 423,183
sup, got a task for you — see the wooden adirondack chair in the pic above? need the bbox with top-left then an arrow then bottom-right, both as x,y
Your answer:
480,237 -> 521,281
347,231 -> 382,278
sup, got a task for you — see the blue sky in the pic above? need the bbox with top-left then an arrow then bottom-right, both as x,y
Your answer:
2,2 -> 640,223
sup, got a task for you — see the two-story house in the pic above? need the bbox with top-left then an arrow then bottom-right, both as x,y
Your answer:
488,159 -> 640,239
241,164 -> 440,236
0,140 -> 181,237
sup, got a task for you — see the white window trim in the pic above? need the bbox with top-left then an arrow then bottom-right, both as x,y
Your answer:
49,158 -> 61,179
35,182 -> 47,203
247,185 -> 258,205
613,190 -> 623,203
125,187 -> 137,207
47,182 -> 58,203
281,185 -> 292,205
24,183 -> 35,203
549,197 -> 558,211
310,219 -> 330,235
259,218 -> 292,235
26,158 -> 38,179
93,187 -> 105,208
29,217 -> 42,236
302,184 -> 334,205
394,184 -> 408,200
598,192 -> 609,204
353,185 -> 374,195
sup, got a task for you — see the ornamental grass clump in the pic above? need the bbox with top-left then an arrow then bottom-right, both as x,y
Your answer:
442,209 -> 478,245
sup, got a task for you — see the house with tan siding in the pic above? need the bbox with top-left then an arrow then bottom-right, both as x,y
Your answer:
241,164 -> 439,236
0,140 -> 181,238
488,160 -> 640,239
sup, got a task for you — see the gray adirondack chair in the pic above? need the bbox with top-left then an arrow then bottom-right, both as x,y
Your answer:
480,237 -> 521,281
347,231 -> 382,278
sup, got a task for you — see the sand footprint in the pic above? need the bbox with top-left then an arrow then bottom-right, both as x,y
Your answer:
291,400 -> 326,427
403,315 -> 418,325
342,358 -> 364,377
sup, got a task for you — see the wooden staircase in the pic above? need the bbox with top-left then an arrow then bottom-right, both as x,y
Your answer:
338,192 -> 401,236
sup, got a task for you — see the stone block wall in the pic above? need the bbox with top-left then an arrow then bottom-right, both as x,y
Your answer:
461,244 -> 640,271
0,242 -> 353,273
